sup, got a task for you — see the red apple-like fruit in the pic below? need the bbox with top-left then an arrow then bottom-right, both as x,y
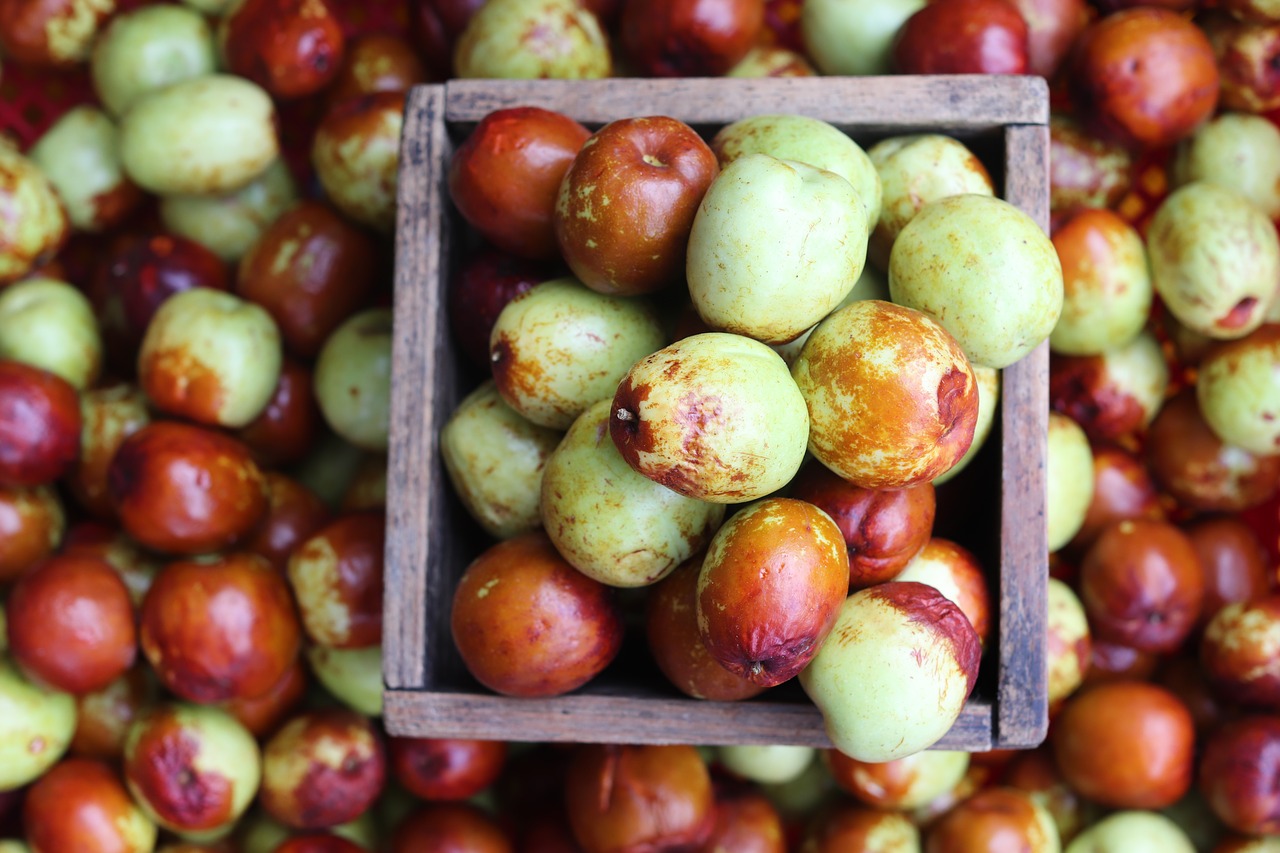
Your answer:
1084,638 -> 1159,685
221,0 -> 345,99
697,498 -> 849,687
449,107 -> 592,260
391,803 -> 513,853
123,703 -> 261,836
219,658 -> 307,739
1187,516 -> 1269,628
276,836 -> 366,853
140,552 -> 301,704
702,792 -> 785,853
236,200 -> 377,359
0,359 -> 81,487
235,358 -> 321,468
6,553 -> 136,694
645,555 -> 767,701
1004,747 -> 1089,845
72,665 -> 157,761
1052,680 -> 1195,809
261,709 -> 385,829
826,748 -> 971,811
1009,0 -> 1089,78
893,0 -> 1030,74
69,383 -> 150,519
800,806 -> 921,852
0,483 -> 63,582
565,745 -> 714,852
447,246 -> 557,369
1068,8 -> 1219,149
451,532 -> 623,697
1068,443 -> 1164,554
411,0 -> 486,79
1199,716 -> 1280,836
894,537 -> 992,648
1202,595 -> 1280,709
1210,17 -> 1280,114
242,473 -> 331,573
108,421 -> 269,555
390,738 -> 507,802
925,787 -> 1059,852
327,33 -> 428,108
619,0 -> 765,77
1157,655 -> 1229,737
1079,519 -> 1204,653
555,116 -> 719,296
1049,345 -> 1166,444
61,521 -> 160,607
1049,114 -> 1134,217
24,758 -> 157,853
787,460 -> 936,589
286,512 -> 384,649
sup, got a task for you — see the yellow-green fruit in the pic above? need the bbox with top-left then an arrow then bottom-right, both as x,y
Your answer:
802,0 -> 927,75
611,333 -> 809,503
28,106 -> 137,233
687,154 -> 869,345
92,4 -> 217,117
1065,811 -> 1195,853
454,0 -> 611,79
933,364 -> 999,487
1197,324 -> 1280,455
1050,209 -> 1152,357
541,400 -> 725,587
712,114 -> 881,227
868,134 -> 994,269
314,309 -> 393,451
0,656 -> 76,791
441,381 -> 563,540
1047,578 -> 1090,708
306,645 -> 383,717
490,277 -> 665,430
1085,331 -> 1171,436
138,288 -> 283,428
0,142 -> 67,285
1047,412 -> 1094,553
718,745 -> 815,785
889,194 -> 1063,369
160,160 -> 298,262
1173,113 -> 1280,219
0,277 -> 102,389
1147,182 -> 1280,340
829,748 -> 971,809
120,74 -> 278,195
312,101 -> 401,233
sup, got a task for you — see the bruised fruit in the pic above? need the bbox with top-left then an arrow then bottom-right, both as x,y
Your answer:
1201,595 -> 1280,709
0,142 -> 67,286
894,538 -> 992,648
260,710 -> 385,829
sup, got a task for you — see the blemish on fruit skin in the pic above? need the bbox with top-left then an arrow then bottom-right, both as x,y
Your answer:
477,578 -> 501,599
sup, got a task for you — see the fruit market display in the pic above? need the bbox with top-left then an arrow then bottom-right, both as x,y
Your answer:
3,0 -> 1280,850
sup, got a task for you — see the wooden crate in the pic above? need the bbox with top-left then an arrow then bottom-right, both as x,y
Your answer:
385,76 -> 1050,752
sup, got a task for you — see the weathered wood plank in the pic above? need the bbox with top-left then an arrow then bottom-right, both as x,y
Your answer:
445,76 -> 1050,132
385,691 -> 994,751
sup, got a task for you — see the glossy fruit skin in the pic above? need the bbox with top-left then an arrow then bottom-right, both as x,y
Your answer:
219,657 -> 306,738
312,92 -> 405,232
1052,680 -> 1194,809
619,0 -> 765,76
555,117 -> 719,296
140,552 -> 302,704
236,201 -> 377,359
1010,0 -> 1088,78
893,0 -> 1030,74
286,513 -> 385,649
450,107 -> 592,261
645,556 -> 766,702
800,806 -> 921,852
1202,595 -> 1280,708
0,0 -> 115,67
696,498 -> 850,687
451,532 -> 623,697
448,247 -> 557,369
261,709 -> 385,829
221,0 -> 345,99
924,787 -> 1058,853
1146,390 -> 1280,513
0,484 -> 63,582
235,358 -> 321,468
0,143 -> 68,286
826,749 -> 971,811
1049,114 -> 1134,218
276,836 -> 366,853
390,738 -> 507,801
328,32 -> 427,108
564,745 -> 714,852
1187,517 -> 1269,627
7,554 -> 136,695
23,758 -> 157,853
96,232 -> 230,346
0,360 -> 81,488
108,421 -> 269,555
1068,8 -> 1219,149
390,803 -> 513,853
1079,519 -> 1204,653
71,665 -> 156,761
241,473 -> 331,572
70,384 -> 151,519
788,461 -> 936,589
1199,716 -> 1280,836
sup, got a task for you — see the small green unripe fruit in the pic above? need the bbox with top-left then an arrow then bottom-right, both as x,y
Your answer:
1047,412 -> 1095,553
1147,181 -> 1280,340
542,399 -> 725,587
306,645 -> 383,717
1174,113 -> 1280,219
92,5 -> 217,117
454,0 -> 611,79
159,160 -> 298,263
441,381 -> 563,540
28,106 -> 140,233
1197,324 -> 1280,455
490,277 -> 665,430
0,277 -> 102,389
687,154 -> 869,345
314,309 -> 393,451
610,333 -> 809,504
0,143 -> 67,286
889,194 -> 1063,369
0,656 -> 76,791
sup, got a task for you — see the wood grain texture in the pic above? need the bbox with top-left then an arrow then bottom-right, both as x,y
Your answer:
385,690 -> 994,750
993,123 -> 1052,750
385,78 -> 1051,751
446,76 -> 1050,132
385,84 -> 454,690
